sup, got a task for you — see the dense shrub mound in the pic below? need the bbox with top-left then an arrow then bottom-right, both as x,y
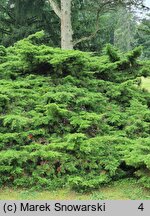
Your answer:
0,32 -> 150,191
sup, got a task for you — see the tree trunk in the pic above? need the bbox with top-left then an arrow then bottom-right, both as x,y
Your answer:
61,0 -> 73,50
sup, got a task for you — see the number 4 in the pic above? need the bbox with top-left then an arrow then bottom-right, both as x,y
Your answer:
138,203 -> 144,211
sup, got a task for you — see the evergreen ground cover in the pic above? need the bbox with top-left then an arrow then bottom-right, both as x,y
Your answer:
0,32 -> 150,192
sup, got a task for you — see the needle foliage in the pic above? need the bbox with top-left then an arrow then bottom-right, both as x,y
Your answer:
0,32 -> 150,191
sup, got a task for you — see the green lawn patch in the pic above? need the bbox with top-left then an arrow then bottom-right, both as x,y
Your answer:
142,77 -> 150,92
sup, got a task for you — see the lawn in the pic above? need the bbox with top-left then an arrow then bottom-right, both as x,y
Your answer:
141,77 -> 150,92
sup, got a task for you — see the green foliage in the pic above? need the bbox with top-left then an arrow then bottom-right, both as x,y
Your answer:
106,44 -> 120,62
0,33 -> 150,191
137,14 -> 150,59
140,60 -> 150,77
114,7 -> 138,52
0,0 -> 60,47
0,45 -> 7,63
69,175 -> 110,192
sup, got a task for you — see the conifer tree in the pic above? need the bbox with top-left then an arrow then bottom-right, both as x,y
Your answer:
137,14 -> 150,59
114,7 -> 138,52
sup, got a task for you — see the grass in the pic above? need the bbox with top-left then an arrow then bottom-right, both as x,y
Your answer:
0,77 -> 150,200
0,179 -> 150,200
141,77 -> 150,92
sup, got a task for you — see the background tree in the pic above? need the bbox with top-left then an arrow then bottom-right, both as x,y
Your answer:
0,0 -> 60,46
0,0 -> 147,50
48,0 -> 146,50
114,7 -> 138,52
74,11 -> 118,52
137,14 -> 150,59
